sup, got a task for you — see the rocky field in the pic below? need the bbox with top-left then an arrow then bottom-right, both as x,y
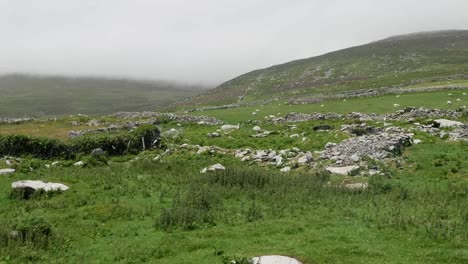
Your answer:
0,89 -> 467,263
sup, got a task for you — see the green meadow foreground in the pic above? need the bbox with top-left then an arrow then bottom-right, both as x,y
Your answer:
1,90 -> 468,263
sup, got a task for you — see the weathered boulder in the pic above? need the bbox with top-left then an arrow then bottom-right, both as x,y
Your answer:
221,124 -> 240,131
73,161 -> 85,166
200,163 -> 225,174
433,119 -> 464,128
91,148 -> 106,156
326,166 -> 360,175
252,255 -> 302,264
12,180 -> 69,198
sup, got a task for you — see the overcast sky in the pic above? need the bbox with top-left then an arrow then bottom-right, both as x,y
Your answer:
1,0 -> 467,85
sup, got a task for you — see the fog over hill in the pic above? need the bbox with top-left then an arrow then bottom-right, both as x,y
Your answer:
0,74 -> 207,117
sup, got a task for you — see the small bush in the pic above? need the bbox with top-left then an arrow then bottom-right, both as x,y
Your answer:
8,217 -> 53,248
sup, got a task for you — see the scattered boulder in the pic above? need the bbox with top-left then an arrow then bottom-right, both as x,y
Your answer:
87,119 -> 101,126
253,126 -> 262,132
280,167 -> 291,173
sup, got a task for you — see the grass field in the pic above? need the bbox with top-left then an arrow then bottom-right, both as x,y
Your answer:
0,88 -> 467,263
194,89 -> 468,123
0,141 -> 467,263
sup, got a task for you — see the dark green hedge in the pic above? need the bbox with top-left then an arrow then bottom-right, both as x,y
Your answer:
0,124 -> 160,159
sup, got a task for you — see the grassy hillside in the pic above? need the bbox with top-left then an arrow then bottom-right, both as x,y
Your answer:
185,30 -> 468,106
0,74 -> 205,117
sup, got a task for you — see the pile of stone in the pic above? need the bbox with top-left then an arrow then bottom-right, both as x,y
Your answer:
277,112 -> 343,122
348,107 -> 463,121
111,111 -> 223,125
276,107 -> 464,123
320,127 -> 413,167
449,125 -> 468,141
412,119 -> 467,141
235,148 -> 313,169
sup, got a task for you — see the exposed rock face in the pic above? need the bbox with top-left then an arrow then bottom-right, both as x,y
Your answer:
321,127 -> 413,166
12,180 -> 69,198
0,168 -> 15,175
251,255 -> 302,264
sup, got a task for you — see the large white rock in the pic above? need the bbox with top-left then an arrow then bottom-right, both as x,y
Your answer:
200,163 -> 225,174
253,126 -> 262,132
325,166 -> 360,175
0,168 -> 15,175
220,124 -> 239,131
73,161 -> 85,166
280,167 -> 291,173
433,119 -> 464,128
12,180 -> 69,195
252,255 -> 302,264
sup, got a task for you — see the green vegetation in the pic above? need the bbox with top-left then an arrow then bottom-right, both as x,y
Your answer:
183,30 -> 468,107
0,141 -> 467,263
0,124 -> 160,158
0,74 -> 205,117
194,89 -> 468,123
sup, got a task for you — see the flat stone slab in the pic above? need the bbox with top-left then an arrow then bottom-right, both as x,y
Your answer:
252,255 -> 302,264
0,168 -> 15,175
200,163 -> 226,174
326,165 -> 360,175
433,119 -> 464,128
12,180 -> 69,192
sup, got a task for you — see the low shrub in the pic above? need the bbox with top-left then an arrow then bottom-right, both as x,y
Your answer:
0,125 -> 161,158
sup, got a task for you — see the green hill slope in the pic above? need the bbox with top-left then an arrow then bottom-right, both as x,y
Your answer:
0,74 -> 205,117
187,30 -> 468,106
